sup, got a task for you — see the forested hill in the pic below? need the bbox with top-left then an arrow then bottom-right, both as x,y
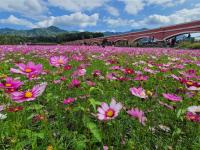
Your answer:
0,26 -> 148,44
0,26 -> 68,37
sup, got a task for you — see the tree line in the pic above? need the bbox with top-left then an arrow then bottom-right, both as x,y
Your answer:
0,32 -> 104,44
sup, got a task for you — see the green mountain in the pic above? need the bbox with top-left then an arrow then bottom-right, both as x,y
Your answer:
0,26 -> 148,37
0,26 -> 68,37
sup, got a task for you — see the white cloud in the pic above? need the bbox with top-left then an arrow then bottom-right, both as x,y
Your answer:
145,4 -> 200,26
0,12 -> 99,28
0,15 -> 35,28
48,0 -> 109,12
147,0 -> 186,7
0,0 -> 48,19
104,3 -> 200,28
118,0 -> 145,15
36,12 -> 99,28
103,17 -> 142,27
105,6 -> 119,17
118,0 -> 187,15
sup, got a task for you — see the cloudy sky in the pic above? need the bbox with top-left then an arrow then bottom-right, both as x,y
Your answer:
0,0 -> 199,32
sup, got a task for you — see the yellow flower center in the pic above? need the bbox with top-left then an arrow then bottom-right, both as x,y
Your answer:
47,145 -> 53,150
106,109 -> 114,117
24,91 -> 33,98
5,83 -> 12,87
147,90 -> 153,96
25,68 -> 32,73
58,59 -> 63,64
187,81 -> 193,86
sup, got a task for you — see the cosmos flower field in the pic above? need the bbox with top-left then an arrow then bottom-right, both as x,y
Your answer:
0,45 -> 200,150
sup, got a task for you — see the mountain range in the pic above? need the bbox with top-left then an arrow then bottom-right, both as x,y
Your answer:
0,26 -> 148,37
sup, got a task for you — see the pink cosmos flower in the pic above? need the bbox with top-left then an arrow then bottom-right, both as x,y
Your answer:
72,69 -> 86,78
130,87 -> 148,99
0,77 -> 23,91
159,101 -> 175,110
53,80 -> 61,84
97,98 -> 122,121
162,93 -> 182,102
106,73 -> 117,80
0,105 -> 4,111
64,65 -> 72,71
86,81 -> 96,86
70,79 -> 81,88
127,108 -> 147,125
10,62 -> 43,79
103,145 -> 109,150
144,67 -> 157,74
124,68 -> 134,74
10,82 -> 47,103
50,56 -> 68,67
72,54 -> 83,61
134,75 -> 148,81
186,112 -> 200,123
185,81 -> 200,91
110,66 -> 122,70
92,70 -> 102,77
63,97 -> 76,104
185,104 -> 200,121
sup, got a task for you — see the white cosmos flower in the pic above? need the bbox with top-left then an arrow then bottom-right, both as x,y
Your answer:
187,106 -> 200,114
0,113 -> 7,120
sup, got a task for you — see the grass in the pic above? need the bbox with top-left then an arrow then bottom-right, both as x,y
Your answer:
177,41 -> 200,49
0,46 -> 200,150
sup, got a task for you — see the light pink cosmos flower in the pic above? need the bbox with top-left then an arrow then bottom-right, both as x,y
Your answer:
0,105 -> 4,111
92,70 -> 102,77
0,77 -> 23,91
72,69 -> 86,78
130,87 -> 148,99
106,73 -> 117,80
144,67 -> 158,74
10,82 -> 47,103
10,62 -> 43,79
162,93 -> 182,102
72,54 -> 83,61
86,81 -> 96,87
50,56 -> 68,67
127,108 -> 147,125
97,98 -> 122,121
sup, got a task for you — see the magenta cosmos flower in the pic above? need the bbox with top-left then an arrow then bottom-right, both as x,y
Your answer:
186,106 -> 200,123
0,77 -> 23,91
127,108 -> 147,125
130,87 -> 148,99
70,79 -> 81,88
97,98 -> 122,121
10,82 -> 47,103
162,93 -> 182,102
50,56 -> 68,67
10,62 -> 43,78
63,97 -> 76,104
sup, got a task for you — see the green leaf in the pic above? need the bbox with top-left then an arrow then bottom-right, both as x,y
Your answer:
89,87 -> 104,95
83,116 -> 102,142
74,140 -> 86,150
87,122 -> 102,142
89,98 -> 101,111
26,104 -> 44,111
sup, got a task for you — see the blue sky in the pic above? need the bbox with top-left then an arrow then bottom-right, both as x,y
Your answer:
0,0 -> 199,32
